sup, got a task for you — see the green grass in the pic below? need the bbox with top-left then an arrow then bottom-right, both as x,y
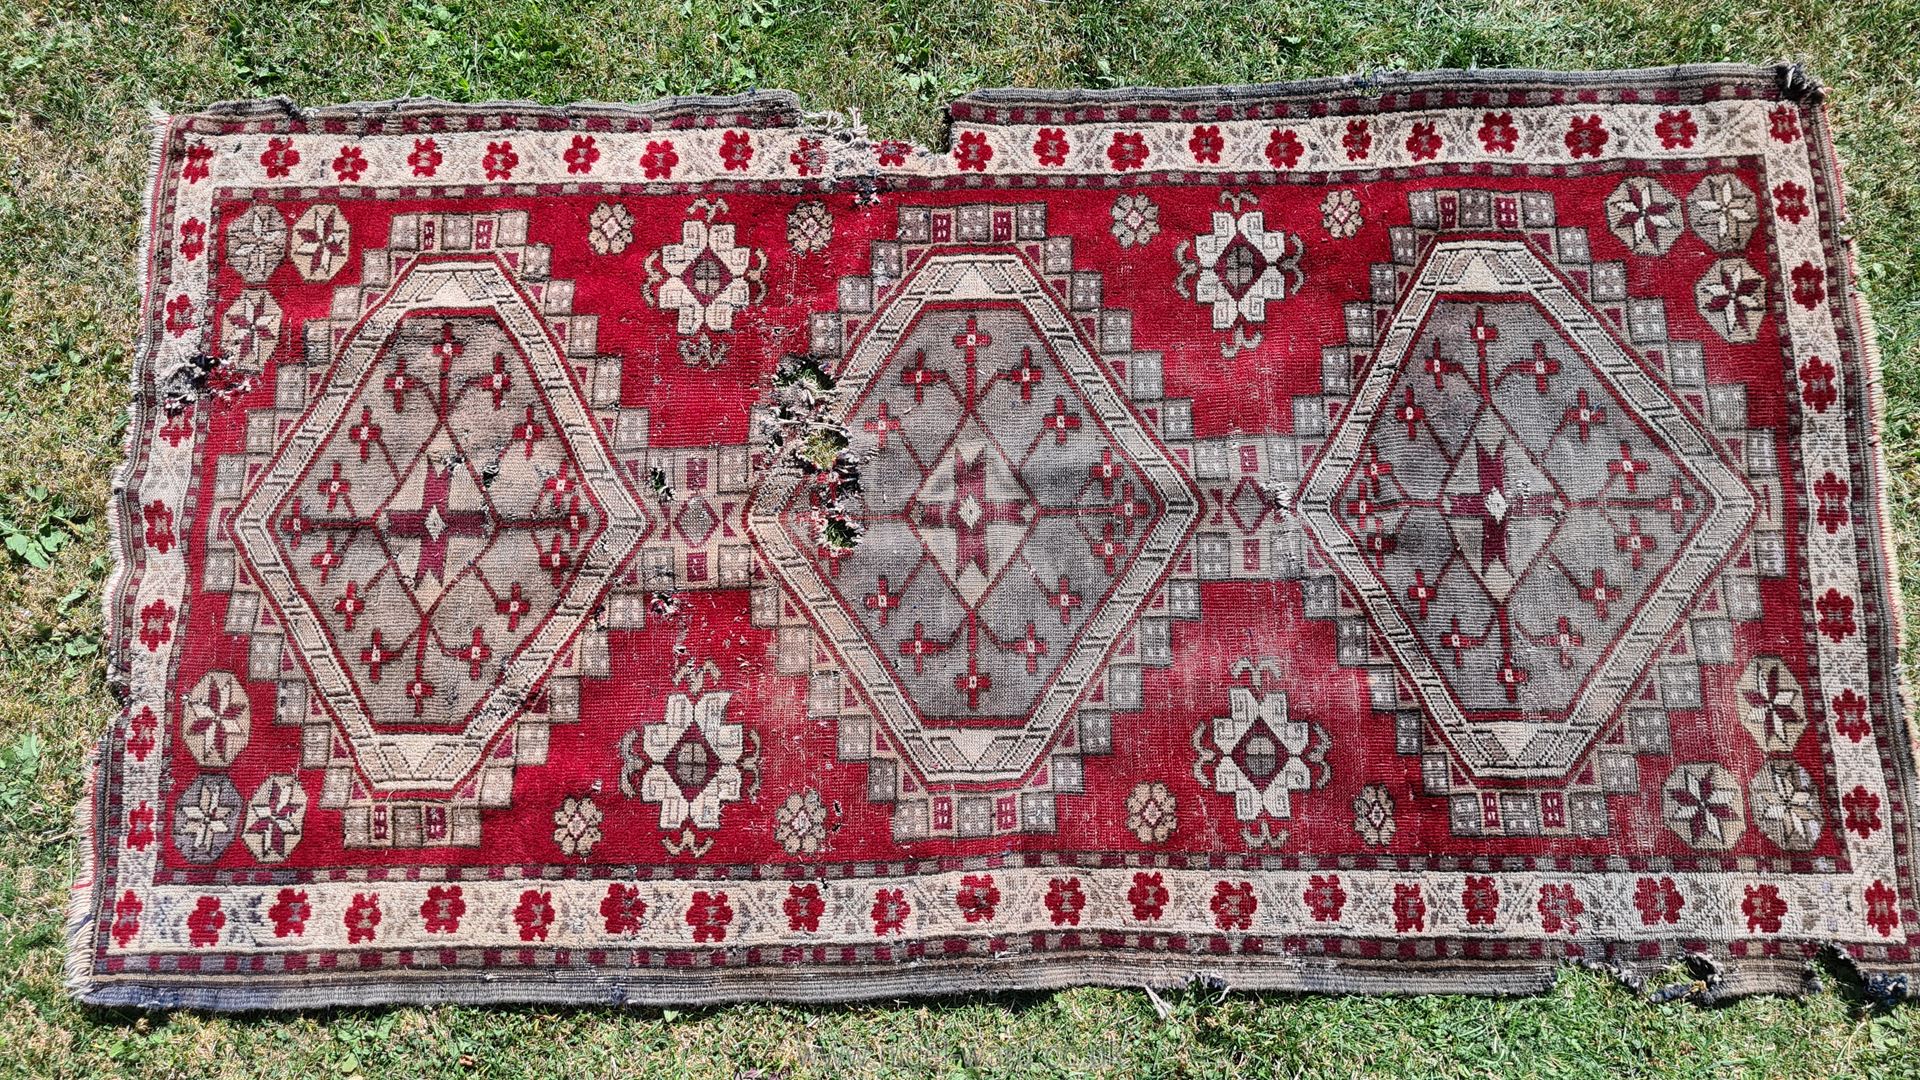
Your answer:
2,0 -> 1918,1075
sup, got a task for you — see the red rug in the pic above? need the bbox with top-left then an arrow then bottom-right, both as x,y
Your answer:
71,64 -> 1915,1008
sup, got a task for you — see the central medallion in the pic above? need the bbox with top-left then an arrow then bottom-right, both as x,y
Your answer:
1297,240 -> 1756,779
231,256 -> 653,793
749,253 -> 1200,784
907,414 -> 1040,603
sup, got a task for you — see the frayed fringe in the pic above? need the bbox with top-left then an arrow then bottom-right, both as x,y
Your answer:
62,738 -> 105,999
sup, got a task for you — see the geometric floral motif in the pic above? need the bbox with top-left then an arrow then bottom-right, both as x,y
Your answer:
1748,758 -> 1824,852
1605,177 -> 1682,255
240,774 -> 307,862
1663,762 -> 1746,850
619,661 -> 758,846
1196,660 -> 1331,825
645,202 -> 765,335
1736,656 -> 1808,752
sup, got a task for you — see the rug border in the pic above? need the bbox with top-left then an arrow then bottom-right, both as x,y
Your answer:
68,61 -> 1918,1012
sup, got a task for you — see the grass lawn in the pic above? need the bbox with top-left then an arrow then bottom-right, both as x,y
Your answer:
2,1 -> 1918,1075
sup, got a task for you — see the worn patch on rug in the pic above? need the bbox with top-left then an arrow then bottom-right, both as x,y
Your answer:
70,64 -> 1916,1009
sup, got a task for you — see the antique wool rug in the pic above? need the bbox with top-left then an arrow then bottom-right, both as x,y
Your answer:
69,63 -> 1915,1009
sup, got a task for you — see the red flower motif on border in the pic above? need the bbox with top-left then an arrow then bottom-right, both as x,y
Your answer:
1844,785 -> 1884,838
160,413 -> 193,447
1462,876 -> 1499,925
871,887 -> 910,936
1211,881 -> 1257,931
687,890 -> 732,942
1537,884 -> 1584,935
423,884 -> 465,933
789,137 -> 825,177
138,598 -> 174,652
954,130 -> 993,172
1565,115 -> 1609,158
1791,261 -> 1826,309
332,145 -> 368,183
1477,111 -> 1518,153
181,140 -> 213,183
125,706 -> 157,761
1634,877 -> 1684,925
125,801 -> 154,849
1404,121 -> 1442,162
1392,884 -> 1425,932
111,890 -> 142,947
1188,124 -> 1223,164
187,895 -> 225,947
1304,875 -> 1346,922
345,892 -> 382,943
1265,128 -> 1303,169
178,218 -> 206,262
720,130 -> 754,171
1654,109 -> 1698,149
1817,588 -> 1857,642
1798,355 -> 1837,413
1128,872 -> 1168,921
873,139 -> 910,167
163,294 -> 195,338
269,888 -> 310,938
1866,880 -> 1900,937
1341,118 -> 1372,161
1742,884 -> 1786,933
1033,127 -> 1070,167
1814,471 -> 1850,534
1107,131 -> 1148,171
482,141 -> 519,181
602,883 -> 646,934
564,135 -> 601,175
514,889 -> 555,941
408,137 -> 443,178
1833,688 -> 1871,742
1769,104 -> 1801,144
785,883 -> 823,931
259,136 -> 299,178
1046,878 -> 1086,926
639,139 -> 678,180
144,499 -> 176,553
956,874 -> 999,923
1773,181 -> 1810,224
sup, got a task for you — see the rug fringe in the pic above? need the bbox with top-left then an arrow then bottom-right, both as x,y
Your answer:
62,737 -> 105,999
